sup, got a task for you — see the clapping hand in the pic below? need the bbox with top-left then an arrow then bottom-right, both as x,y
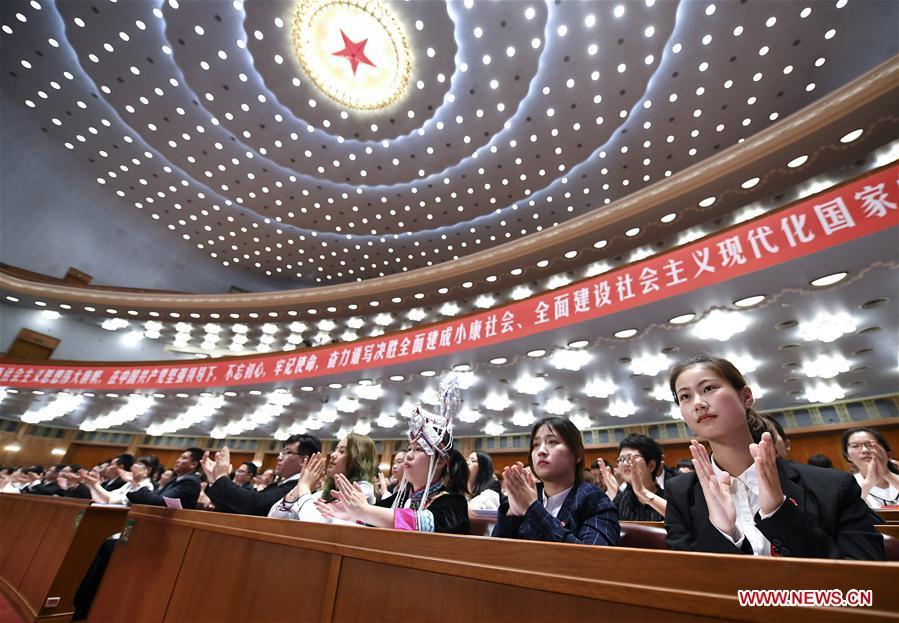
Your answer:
288,452 -> 327,500
81,470 -> 100,488
117,467 -> 133,482
597,458 -> 620,501
503,462 -> 538,516
315,473 -> 367,522
690,440 -> 738,539
749,432 -> 785,516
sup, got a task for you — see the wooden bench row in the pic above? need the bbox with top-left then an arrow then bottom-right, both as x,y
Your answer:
1,494 -> 897,623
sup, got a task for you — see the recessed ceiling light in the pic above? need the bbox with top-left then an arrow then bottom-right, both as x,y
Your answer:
614,328 -> 638,338
389,375 -> 404,381
840,129 -> 863,143
660,213 -> 677,223
741,177 -> 760,189
453,364 -> 471,372
527,349 -> 546,358
420,370 -> 436,377
669,313 -> 695,325
329,383 -> 343,389
593,240 -> 608,249
810,272 -> 848,287
699,196 -> 716,207
567,340 -> 589,348
734,295 -> 766,307
489,357 -> 508,365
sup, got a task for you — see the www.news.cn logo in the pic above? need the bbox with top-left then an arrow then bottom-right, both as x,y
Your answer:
738,589 -> 873,608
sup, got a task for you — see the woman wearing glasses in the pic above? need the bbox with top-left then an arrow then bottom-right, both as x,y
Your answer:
665,354 -> 884,560
597,434 -> 667,521
842,427 -> 899,509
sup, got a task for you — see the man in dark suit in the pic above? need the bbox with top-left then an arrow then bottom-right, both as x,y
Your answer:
233,461 -> 258,490
23,463 -> 65,496
665,457 -> 885,560
204,434 -> 320,516
127,448 -> 203,509
100,454 -> 134,491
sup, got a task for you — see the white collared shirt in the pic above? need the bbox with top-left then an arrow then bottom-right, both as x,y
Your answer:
710,457 -> 781,556
656,471 -> 666,491
541,485 -> 573,518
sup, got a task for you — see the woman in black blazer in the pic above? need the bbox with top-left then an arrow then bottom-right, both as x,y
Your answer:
664,354 -> 884,560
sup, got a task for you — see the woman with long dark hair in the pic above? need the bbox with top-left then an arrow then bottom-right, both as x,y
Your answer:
491,416 -> 619,545
665,354 -> 884,559
466,450 -> 501,510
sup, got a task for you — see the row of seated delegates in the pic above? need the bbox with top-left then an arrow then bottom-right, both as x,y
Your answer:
125,448 -> 203,509
81,456 -> 158,505
201,434 -> 321,515
492,417 -> 620,546
842,427 -> 899,509
269,433 -> 378,521
665,354 -> 885,560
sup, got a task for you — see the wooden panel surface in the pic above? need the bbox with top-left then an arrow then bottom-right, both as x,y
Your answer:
164,530 -> 333,623
65,443 -> 129,469
334,557 -> 723,623
84,506 -> 899,623
87,512 -> 193,623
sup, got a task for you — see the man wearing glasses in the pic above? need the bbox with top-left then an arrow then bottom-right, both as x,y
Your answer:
203,434 -> 321,516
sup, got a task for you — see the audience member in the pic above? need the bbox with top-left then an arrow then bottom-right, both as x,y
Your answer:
127,448 -> 202,509
759,415 -> 792,459
155,469 -> 175,492
57,465 -> 92,499
842,427 -> 899,509
254,469 -> 275,491
22,463 -> 65,496
807,454 -> 834,469
466,451 -> 501,510
664,354 -> 884,559
675,459 -> 695,474
82,456 -> 158,505
378,450 -> 406,499
233,461 -> 258,489
492,417 -> 619,545
204,434 -> 320,516
101,454 -> 134,491
270,433 -> 377,522
604,434 -> 667,521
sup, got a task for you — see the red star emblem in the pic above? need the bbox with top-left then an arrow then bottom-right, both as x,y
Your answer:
332,29 -> 376,76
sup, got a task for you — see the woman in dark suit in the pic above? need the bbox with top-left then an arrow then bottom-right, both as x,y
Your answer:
665,354 -> 884,560
492,416 -> 619,546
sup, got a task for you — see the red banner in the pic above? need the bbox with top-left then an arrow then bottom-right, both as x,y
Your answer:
2,165 -> 897,390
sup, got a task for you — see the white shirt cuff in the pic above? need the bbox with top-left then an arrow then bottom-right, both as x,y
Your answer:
758,495 -> 787,520
715,524 -> 745,547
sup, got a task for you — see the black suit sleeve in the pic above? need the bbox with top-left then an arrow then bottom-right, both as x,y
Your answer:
206,477 -> 290,516
492,499 -> 525,538
757,471 -> 884,560
127,475 -> 200,509
664,474 -> 752,555
427,493 -> 470,534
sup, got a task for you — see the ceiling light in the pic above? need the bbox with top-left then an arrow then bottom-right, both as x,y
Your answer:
511,286 -> 533,300
608,400 -> 636,418
484,393 -> 512,411
798,312 -> 856,343
803,382 -> 846,404
527,349 -> 546,358
802,353 -> 851,379
458,408 -> 480,423
440,302 -> 461,316
41,310 -> 61,320
420,370 -> 437,377
810,272 -> 848,287
355,384 -> 384,400
484,421 -> 505,436
699,196 -> 716,207
693,309 -> 750,341
389,375 -> 404,382
614,329 -> 637,339
568,340 -> 589,348
514,374 -> 547,395
512,410 -> 535,427
474,295 -> 495,309
550,349 -> 590,371
734,295 -> 766,308
630,354 -> 670,376
407,308 -> 426,322
376,413 -> 398,428
840,129 -> 863,143
545,397 -> 574,415
489,357 -> 508,365
669,313 -> 695,325
584,378 -> 616,399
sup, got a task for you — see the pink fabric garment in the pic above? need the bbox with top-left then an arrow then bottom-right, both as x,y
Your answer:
394,507 -> 417,531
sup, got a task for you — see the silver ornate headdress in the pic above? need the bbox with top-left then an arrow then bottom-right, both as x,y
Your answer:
394,375 -> 461,510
